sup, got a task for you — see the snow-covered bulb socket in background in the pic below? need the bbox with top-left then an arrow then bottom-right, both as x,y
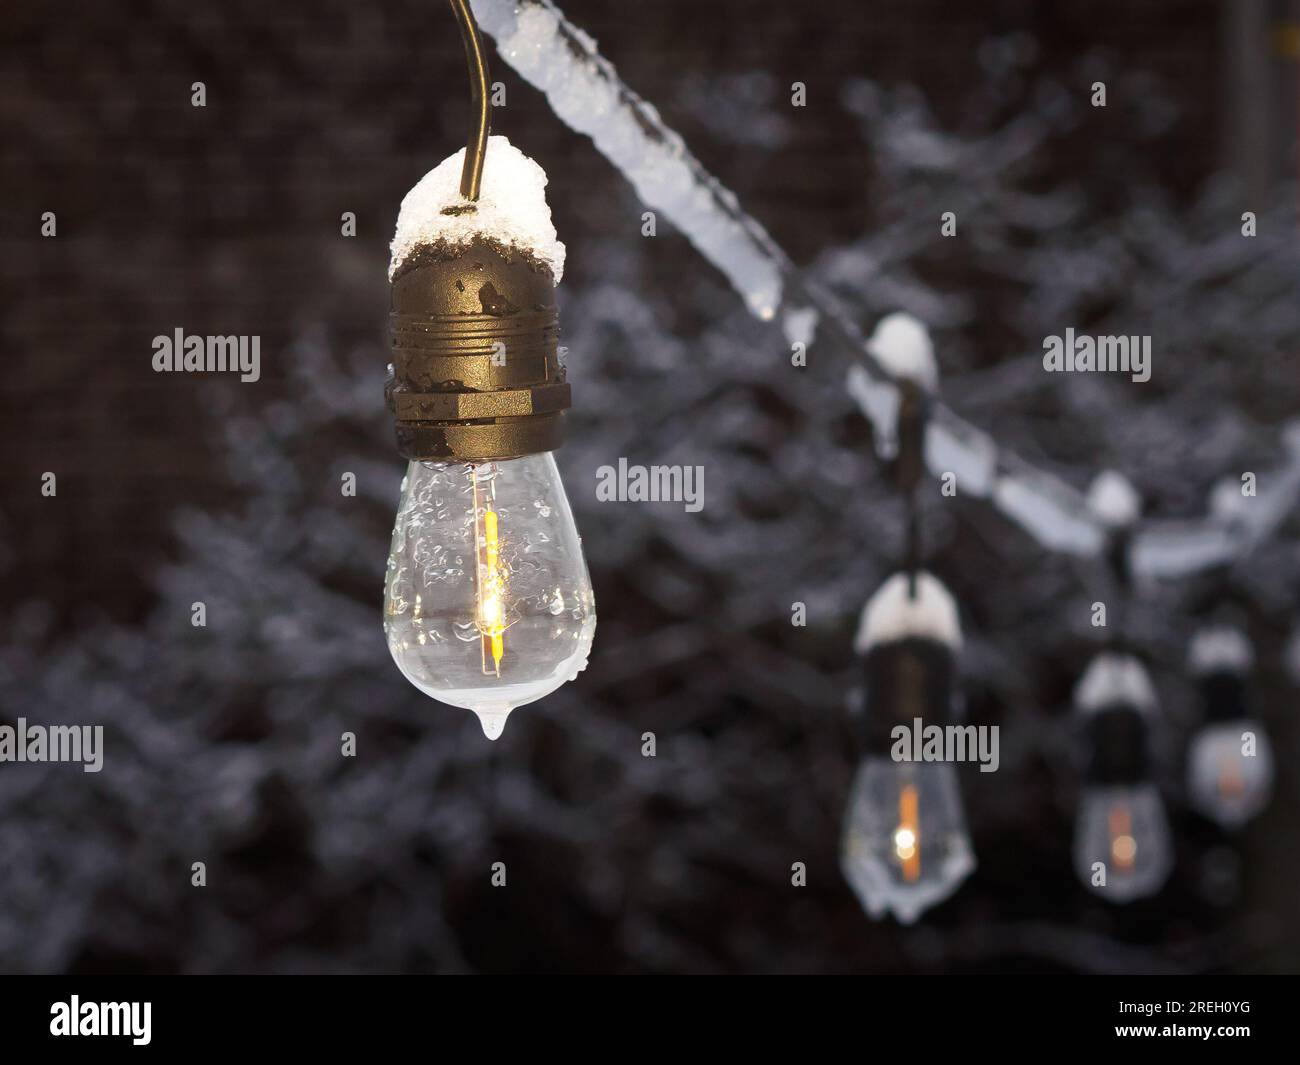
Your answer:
383,136 -> 593,738
1185,626 -> 1273,829
846,312 -> 937,460
389,135 -> 565,282
841,570 -> 974,923
1072,653 -> 1172,903
853,570 -> 961,653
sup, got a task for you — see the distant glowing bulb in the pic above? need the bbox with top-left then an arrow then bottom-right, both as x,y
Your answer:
1074,784 -> 1171,903
384,455 -> 595,739
1187,722 -> 1273,829
841,759 -> 975,924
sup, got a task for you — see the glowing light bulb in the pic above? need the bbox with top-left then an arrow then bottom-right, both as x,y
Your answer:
1074,783 -> 1171,903
841,759 -> 975,924
384,453 -> 595,739
1187,722 -> 1273,829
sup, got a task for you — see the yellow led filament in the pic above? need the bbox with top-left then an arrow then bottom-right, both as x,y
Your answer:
480,509 -> 505,674
471,467 -> 507,676
1108,804 -> 1137,871
895,783 -> 921,882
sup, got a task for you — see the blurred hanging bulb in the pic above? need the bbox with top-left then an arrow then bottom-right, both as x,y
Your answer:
1073,782 -> 1171,903
1184,625 -> 1272,829
1187,723 -> 1273,829
384,454 -> 595,739
1072,652 -> 1171,902
841,758 -> 975,924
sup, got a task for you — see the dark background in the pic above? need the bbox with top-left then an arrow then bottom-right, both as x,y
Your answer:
0,0 -> 1297,973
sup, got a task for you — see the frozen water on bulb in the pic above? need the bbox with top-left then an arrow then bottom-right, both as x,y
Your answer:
383,453 -> 596,739
472,707 -> 511,741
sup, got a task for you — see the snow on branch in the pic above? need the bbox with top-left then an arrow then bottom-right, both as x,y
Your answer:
469,0 -> 789,320
472,0 -> 1300,578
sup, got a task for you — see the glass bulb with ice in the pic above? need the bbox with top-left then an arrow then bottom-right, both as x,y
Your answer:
1073,782 -> 1171,903
384,454 -> 595,739
1187,723 -> 1273,829
840,758 -> 975,924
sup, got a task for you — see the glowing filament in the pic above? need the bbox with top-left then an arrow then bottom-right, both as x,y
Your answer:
1108,804 -> 1136,871
895,784 -> 921,882
1217,754 -> 1244,799
480,509 -> 505,673
470,465 -> 506,676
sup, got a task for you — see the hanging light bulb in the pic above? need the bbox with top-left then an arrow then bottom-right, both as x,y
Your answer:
842,758 -> 974,924
382,226 -> 595,739
381,6 -> 593,738
1072,653 -> 1172,902
1185,626 -> 1273,829
1074,782 -> 1170,903
841,572 -> 975,923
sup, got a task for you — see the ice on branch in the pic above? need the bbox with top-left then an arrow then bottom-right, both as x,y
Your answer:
924,415 -> 997,497
1128,522 -> 1237,580
847,363 -> 901,459
470,0 -> 784,318
389,134 -> 565,281
992,470 -> 1106,557
472,1 -> 1298,589
1129,417 -> 1300,580
854,571 -> 962,652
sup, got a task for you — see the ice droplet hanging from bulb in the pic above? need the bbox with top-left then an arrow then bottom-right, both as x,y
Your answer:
384,454 -> 595,739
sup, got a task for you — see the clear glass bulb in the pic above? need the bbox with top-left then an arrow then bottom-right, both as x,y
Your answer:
840,758 -> 975,924
1073,783 -> 1171,903
384,453 -> 596,739
1187,721 -> 1274,829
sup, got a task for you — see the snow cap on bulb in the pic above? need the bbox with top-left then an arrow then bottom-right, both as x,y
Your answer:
866,313 -> 938,392
1077,652 -> 1158,785
1074,652 -> 1157,716
390,136 -> 565,282
1188,624 -> 1253,676
1190,625 -> 1253,724
855,571 -> 962,653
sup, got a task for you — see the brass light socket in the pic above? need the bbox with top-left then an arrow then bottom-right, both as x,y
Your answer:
387,236 -> 570,462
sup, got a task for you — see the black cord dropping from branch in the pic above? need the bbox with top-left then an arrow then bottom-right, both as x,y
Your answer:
895,382 -> 928,600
